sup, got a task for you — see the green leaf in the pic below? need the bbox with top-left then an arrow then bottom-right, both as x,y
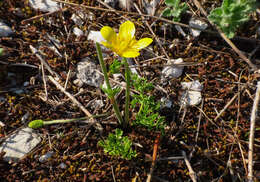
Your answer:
98,129 -> 137,160
162,8 -> 172,17
165,0 -> 177,7
208,0 -> 256,38
109,59 -> 122,74
0,48 -> 3,56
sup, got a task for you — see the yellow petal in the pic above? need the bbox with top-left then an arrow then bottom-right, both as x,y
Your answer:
122,50 -> 140,58
132,38 -> 153,50
101,41 -> 113,49
100,26 -> 116,43
118,21 -> 135,42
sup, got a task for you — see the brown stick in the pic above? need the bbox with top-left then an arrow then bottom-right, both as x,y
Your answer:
146,133 -> 160,182
182,151 -> 197,182
248,81 -> 260,181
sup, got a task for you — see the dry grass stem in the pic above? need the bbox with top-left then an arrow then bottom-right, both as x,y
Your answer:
247,81 -> 260,181
182,151 -> 197,182
48,76 -> 103,132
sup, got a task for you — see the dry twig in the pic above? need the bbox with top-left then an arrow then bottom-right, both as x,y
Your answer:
48,76 -> 103,132
247,81 -> 260,181
182,151 -> 197,182
146,133 -> 160,182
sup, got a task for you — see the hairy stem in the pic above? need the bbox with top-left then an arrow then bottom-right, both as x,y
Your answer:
123,57 -> 130,127
96,43 -> 124,125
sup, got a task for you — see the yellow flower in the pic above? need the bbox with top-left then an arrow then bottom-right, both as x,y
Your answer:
100,21 -> 153,58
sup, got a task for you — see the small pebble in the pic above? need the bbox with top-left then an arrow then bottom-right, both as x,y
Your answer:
87,31 -> 105,44
162,58 -> 184,79
189,18 -> 208,37
160,97 -> 172,109
73,27 -> 84,37
58,162 -> 67,169
39,151 -> 54,163
180,80 -> 203,106
29,0 -> 61,12
75,58 -> 103,88
0,22 -> 14,37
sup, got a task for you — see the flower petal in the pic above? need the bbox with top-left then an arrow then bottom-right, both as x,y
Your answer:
118,21 -> 135,42
100,26 -> 116,43
132,38 -> 153,50
122,50 -> 140,58
101,41 -> 113,49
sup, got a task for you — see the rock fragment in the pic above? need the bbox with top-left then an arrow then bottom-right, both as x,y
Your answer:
39,151 -> 54,163
189,18 -> 208,37
29,0 -> 62,12
87,31 -> 105,44
162,58 -> 184,79
74,58 -> 103,88
0,127 -> 41,162
0,22 -> 14,37
180,80 -> 203,106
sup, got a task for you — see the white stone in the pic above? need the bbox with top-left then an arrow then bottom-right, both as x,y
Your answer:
162,58 -> 184,78
90,99 -> 104,110
180,90 -> 202,106
175,25 -> 189,39
0,22 -> 14,37
71,11 -> 94,26
58,162 -> 67,169
189,18 -> 208,37
73,27 -> 84,37
104,0 -> 117,8
119,0 -> 131,10
180,80 -> 203,106
39,151 -> 54,163
160,97 -> 172,109
76,58 -> 103,88
143,0 -> 160,15
181,80 -> 203,91
87,31 -> 105,44
0,127 -> 41,162
29,0 -> 61,12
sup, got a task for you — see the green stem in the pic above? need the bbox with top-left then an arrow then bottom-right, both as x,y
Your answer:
123,57 -> 130,127
29,113 -> 109,129
96,43 -> 124,125
43,117 -> 87,125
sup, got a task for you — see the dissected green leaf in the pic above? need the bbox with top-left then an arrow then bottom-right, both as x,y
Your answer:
98,129 -> 137,160
162,8 -> 172,17
109,59 -> 122,74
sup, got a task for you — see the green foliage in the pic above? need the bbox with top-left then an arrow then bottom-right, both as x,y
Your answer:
131,74 -> 154,93
109,59 -> 122,74
131,74 -> 165,132
0,48 -> 3,56
102,59 -> 122,98
28,119 -> 44,129
98,129 -> 137,160
162,0 -> 188,22
101,85 -> 121,99
208,0 -> 257,38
